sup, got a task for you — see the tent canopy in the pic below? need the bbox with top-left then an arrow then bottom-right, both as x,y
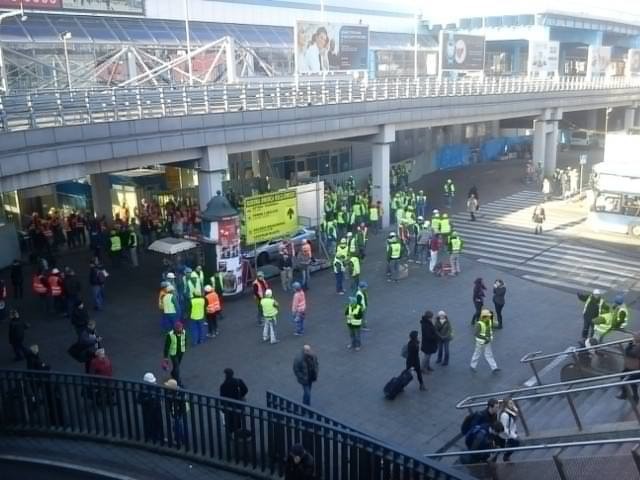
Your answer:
148,238 -> 199,255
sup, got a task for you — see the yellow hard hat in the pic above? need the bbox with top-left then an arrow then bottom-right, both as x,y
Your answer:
481,309 -> 492,318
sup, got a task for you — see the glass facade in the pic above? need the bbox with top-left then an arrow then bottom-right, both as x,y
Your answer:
271,147 -> 352,182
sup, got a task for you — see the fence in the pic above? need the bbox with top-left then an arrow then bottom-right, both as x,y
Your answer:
1,76 -> 639,132
0,369 -> 469,480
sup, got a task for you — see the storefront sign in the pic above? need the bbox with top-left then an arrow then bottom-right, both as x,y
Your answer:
528,40 -> 560,77
62,0 -> 144,14
0,0 -> 60,8
440,32 -> 485,71
295,20 -> 368,73
244,191 -> 297,244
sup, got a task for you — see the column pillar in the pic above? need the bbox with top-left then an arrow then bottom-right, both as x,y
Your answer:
533,119 -> 546,176
372,142 -> 390,228
250,150 -> 260,177
544,121 -> 558,177
624,108 -> 636,131
199,145 -> 228,209
225,36 -> 237,84
126,48 -> 138,82
89,173 -> 113,222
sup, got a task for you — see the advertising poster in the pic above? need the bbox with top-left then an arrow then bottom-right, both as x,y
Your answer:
440,32 -> 485,71
0,0 -> 60,8
586,46 -> 612,78
295,20 -> 368,73
628,49 -> 640,77
62,0 -> 144,14
528,40 -> 560,77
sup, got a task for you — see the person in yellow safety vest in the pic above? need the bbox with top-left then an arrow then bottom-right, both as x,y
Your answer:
324,218 -> 337,255
352,201 -> 363,226
348,254 -> 361,294
195,265 -> 205,290
386,232 -> 403,282
204,285 -> 222,337
108,230 -> 122,266
369,202 -> 380,235
431,210 -> 441,233
416,190 -> 427,219
336,237 -> 349,260
391,193 -> 401,225
595,294 -> 629,341
346,232 -> 358,257
163,321 -> 187,387
439,213 -> 452,249
187,271 -> 202,298
356,281 -> 369,330
448,231 -> 464,274
345,296 -> 364,351
356,223 -> 367,257
395,204 -> 405,231
578,288 -> 606,340
260,289 -> 279,344
161,284 -> 179,332
336,206 -> 348,239
444,179 -> 456,207
470,309 -> 500,373
189,292 -> 206,346
127,225 -> 139,267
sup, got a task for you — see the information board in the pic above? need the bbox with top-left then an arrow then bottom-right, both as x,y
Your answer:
244,191 -> 297,244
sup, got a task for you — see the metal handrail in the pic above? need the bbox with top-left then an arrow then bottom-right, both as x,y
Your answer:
520,335 -> 633,364
458,377 -> 640,409
0,368 -> 470,480
423,437 -> 640,459
457,369 -> 640,410
1,76 -> 640,133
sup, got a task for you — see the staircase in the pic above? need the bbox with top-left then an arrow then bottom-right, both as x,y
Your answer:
425,369 -> 640,479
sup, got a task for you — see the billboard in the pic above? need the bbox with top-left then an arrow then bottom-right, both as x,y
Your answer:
295,20 -> 368,73
440,32 -> 485,71
0,0 -> 60,8
244,191 -> 297,244
586,46 -> 612,78
628,49 -> 640,77
528,40 -> 560,77
62,0 -> 144,14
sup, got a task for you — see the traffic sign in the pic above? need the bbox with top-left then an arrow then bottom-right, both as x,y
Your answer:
579,153 -> 588,165
244,190 -> 297,244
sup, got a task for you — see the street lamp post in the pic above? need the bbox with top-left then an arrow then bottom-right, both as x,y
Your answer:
183,0 -> 193,86
60,31 -> 72,92
0,3 -> 27,93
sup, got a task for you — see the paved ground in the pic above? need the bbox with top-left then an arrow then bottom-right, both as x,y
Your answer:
0,435 -> 250,480
1,145 -> 638,462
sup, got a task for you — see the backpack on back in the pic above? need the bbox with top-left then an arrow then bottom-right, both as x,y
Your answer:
460,411 -> 480,436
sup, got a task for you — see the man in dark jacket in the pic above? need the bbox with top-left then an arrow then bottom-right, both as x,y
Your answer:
77,320 -> 101,373
492,280 -> 506,329
71,301 -> 90,337
62,268 -> 82,318
577,289 -> 606,340
293,345 -> 319,406
8,309 -> 29,361
406,330 -> 425,391
219,368 -> 249,434
25,344 -> 50,371
284,443 -> 315,480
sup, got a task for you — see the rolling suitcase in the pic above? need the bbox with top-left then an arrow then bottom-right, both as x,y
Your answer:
383,369 -> 413,400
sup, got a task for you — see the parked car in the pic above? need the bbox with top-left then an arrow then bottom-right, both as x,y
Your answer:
242,227 -> 316,266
